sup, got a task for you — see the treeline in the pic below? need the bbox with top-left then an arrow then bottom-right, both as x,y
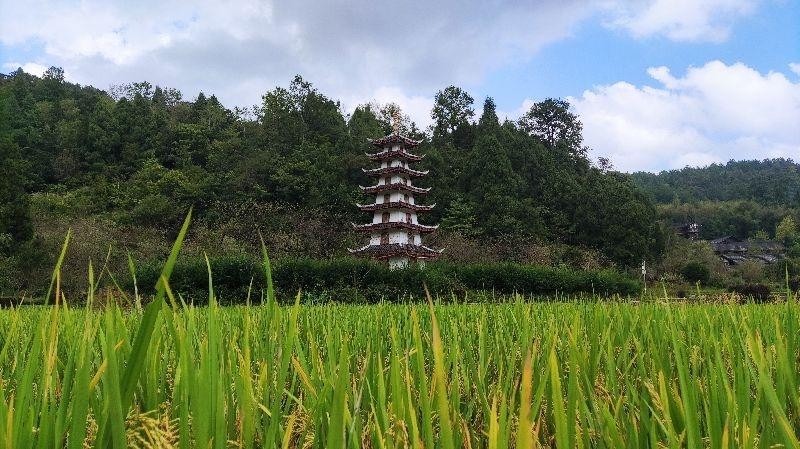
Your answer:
632,159 -> 800,206
633,160 -> 800,240
657,201 -> 799,240
0,67 -> 664,293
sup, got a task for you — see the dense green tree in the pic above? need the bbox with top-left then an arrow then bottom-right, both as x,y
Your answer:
0,85 -> 33,254
261,86 -> 304,151
431,86 -> 474,141
440,194 -> 479,237
776,216 -> 798,243
463,135 -> 527,235
348,104 -> 385,141
0,140 -> 33,254
573,171 -> 663,266
681,261 -> 711,284
518,98 -> 587,161
477,97 -> 500,134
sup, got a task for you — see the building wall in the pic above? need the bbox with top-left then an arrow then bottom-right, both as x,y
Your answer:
369,230 -> 414,245
372,210 -> 418,224
379,158 -> 409,169
374,191 -> 415,204
382,174 -> 416,186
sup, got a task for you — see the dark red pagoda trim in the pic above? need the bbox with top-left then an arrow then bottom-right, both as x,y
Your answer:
352,222 -> 438,233
370,133 -> 422,148
366,149 -> 424,162
357,201 -> 435,212
362,166 -> 429,177
360,183 -> 430,195
349,243 -> 441,260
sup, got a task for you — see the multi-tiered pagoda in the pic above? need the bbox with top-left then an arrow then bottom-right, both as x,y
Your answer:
350,133 -> 442,268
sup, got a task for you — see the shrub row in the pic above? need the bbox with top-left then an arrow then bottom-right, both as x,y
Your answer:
127,256 -> 642,303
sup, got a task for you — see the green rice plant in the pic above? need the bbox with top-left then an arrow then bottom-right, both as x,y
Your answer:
1,220 -> 800,447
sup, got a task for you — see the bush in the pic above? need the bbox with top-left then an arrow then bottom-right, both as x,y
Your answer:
127,257 -> 642,304
734,260 -> 764,283
131,254 -> 262,302
681,262 -> 710,285
730,284 -> 772,303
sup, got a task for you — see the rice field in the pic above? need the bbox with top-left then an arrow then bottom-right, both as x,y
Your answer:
2,217 -> 800,448
3,295 -> 800,448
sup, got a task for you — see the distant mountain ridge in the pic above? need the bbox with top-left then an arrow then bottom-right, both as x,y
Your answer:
631,159 -> 800,207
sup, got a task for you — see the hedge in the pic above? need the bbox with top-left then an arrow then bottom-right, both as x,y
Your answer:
127,256 -> 642,303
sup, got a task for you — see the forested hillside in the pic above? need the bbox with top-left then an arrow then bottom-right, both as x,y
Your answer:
0,67 -> 665,292
632,160 -> 800,206
633,160 -> 800,239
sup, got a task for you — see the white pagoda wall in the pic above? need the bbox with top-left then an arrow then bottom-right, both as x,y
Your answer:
382,175 -> 415,186
380,160 -> 409,168
368,230 -> 418,245
372,210 -> 418,223
375,192 -> 415,204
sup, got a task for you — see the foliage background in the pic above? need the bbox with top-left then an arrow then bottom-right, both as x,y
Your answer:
1,67 -> 798,297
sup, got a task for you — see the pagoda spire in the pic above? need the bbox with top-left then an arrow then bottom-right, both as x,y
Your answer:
391,107 -> 401,134
349,131 -> 442,269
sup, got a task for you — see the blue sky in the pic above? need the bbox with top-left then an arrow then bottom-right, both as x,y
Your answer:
1,0 -> 798,172
482,1 -> 800,108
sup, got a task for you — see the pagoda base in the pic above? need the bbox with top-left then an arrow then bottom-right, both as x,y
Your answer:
388,256 -> 410,269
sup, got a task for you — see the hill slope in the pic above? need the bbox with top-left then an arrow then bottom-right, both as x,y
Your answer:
632,159 -> 800,207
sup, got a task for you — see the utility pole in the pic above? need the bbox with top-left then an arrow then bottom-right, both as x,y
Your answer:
641,260 -> 647,295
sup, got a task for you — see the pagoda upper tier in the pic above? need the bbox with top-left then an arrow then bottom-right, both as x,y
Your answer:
370,134 -> 422,148
362,166 -> 429,177
366,148 -> 424,162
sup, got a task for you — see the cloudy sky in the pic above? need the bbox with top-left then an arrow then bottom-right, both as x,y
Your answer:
1,0 -> 798,172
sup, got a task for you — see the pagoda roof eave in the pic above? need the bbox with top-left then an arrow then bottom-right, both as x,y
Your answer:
362,166 -> 429,177
366,150 -> 425,162
356,202 -> 436,212
348,243 -> 442,259
359,183 -> 431,195
369,133 -> 423,148
351,222 -> 439,233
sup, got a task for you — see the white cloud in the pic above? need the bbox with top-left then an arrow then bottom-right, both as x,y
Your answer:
790,63 -> 800,76
2,62 -> 49,77
496,98 -> 536,124
604,0 -> 758,42
0,0 -> 760,122
0,0 -> 594,114
567,61 -> 800,172
0,0 -> 772,145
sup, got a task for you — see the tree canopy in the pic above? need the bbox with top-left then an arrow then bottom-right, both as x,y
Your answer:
0,67 -> 665,270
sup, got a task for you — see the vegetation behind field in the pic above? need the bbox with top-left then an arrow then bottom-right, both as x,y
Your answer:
2,68 -> 800,296
0,68 -> 663,295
